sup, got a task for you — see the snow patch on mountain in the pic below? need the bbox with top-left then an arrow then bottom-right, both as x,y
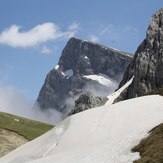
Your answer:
83,73 -> 117,87
84,56 -> 89,59
105,76 -> 134,105
55,65 -> 59,70
64,69 -> 73,79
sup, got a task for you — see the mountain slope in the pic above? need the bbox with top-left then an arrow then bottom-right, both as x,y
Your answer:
0,112 -> 53,157
116,8 -> 163,101
36,37 -> 132,121
1,94 -> 163,163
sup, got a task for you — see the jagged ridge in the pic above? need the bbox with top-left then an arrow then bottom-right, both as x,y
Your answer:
116,8 -> 163,101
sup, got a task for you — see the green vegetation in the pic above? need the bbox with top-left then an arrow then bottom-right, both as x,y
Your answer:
145,87 -> 163,96
132,123 -> 163,163
0,112 -> 54,141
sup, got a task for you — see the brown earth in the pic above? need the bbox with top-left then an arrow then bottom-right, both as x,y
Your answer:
132,123 -> 163,163
0,128 -> 29,157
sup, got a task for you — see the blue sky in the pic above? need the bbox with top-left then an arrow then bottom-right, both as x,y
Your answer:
0,0 -> 162,102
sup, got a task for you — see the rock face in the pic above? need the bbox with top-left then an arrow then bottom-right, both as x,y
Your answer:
36,37 -> 132,116
58,38 -> 132,79
68,91 -> 108,116
116,8 -> 163,101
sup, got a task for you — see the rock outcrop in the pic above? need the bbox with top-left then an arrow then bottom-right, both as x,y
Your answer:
68,91 -> 108,116
116,8 -> 163,101
36,37 -> 133,116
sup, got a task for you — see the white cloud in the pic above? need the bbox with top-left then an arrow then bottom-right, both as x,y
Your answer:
88,35 -> 99,42
0,23 -> 76,48
0,83 -> 63,124
100,24 -> 114,36
68,22 -> 80,31
41,46 -> 53,55
0,65 -> 15,82
100,24 -> 139,39
0,84 -> 33,117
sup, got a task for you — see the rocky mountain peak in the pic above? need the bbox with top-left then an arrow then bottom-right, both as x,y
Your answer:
116,8 -> 163,101
146,8 -> 163,50
58,37 -> 133,79
36,37 -> 132,120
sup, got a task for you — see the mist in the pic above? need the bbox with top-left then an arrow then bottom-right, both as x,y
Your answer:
0,75 -> 121,125
84,80 -> 119,97
0,84 -> 63,125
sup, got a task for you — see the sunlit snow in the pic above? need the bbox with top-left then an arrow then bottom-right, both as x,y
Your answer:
1,77 -> 163,163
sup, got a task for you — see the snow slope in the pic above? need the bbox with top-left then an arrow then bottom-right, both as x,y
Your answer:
1,93 -> 163,163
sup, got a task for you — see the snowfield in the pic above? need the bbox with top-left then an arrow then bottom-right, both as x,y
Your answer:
1,93 -> 163,163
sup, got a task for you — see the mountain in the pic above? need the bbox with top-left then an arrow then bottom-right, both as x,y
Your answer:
36,37 -> 133,118
0,112 -> 53,157
1,91 -> 163,162
1,9 -> 163,163
115,8 -> 163,101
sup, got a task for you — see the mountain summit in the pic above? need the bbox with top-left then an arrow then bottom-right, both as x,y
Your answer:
36,37 -> 132,119
116,8 -> 163,101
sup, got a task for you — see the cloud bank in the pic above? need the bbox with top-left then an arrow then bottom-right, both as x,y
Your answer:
0,23 -> 77,48
0,84 -> 63,124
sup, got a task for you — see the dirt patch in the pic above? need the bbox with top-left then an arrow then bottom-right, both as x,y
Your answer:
132,123 -> 163,163
0,128 -> 29,157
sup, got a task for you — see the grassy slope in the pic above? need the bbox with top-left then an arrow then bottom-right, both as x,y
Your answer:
0,112 -> 54,141
132,123 -> 163,163
131,89 -> 163,162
